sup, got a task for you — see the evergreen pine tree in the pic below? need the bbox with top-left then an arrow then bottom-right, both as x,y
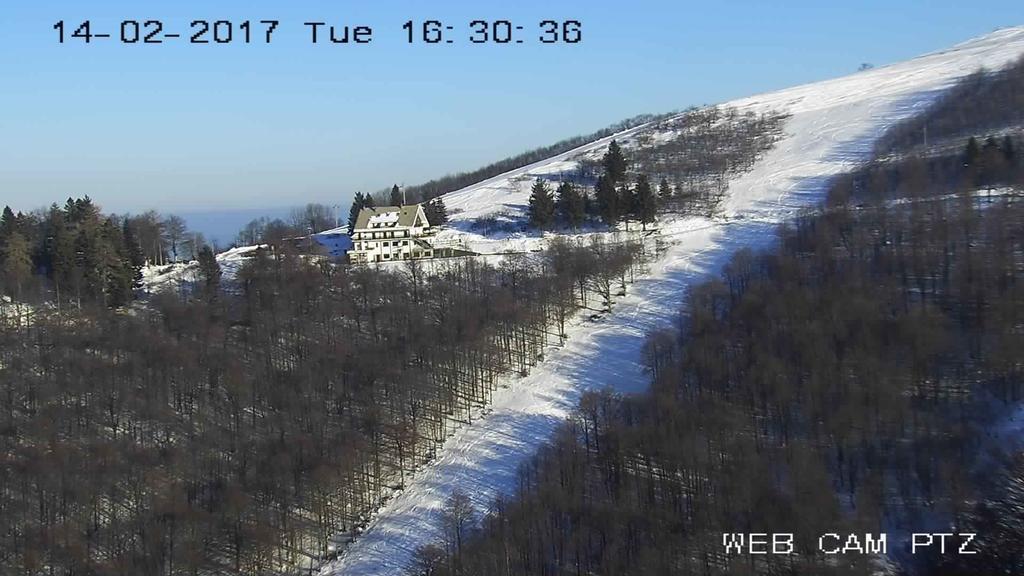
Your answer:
122,220 -> 146,288
364,194 -> 376,209
347,192 -> 366,232
425,197 -> 449,226
0,206 -> 16,239
528,179 -> 556,230
602,140 -> 628,184
635,175 -> 658,230
77,225 -> 109,305
556,182 -> 586,230
197,245 -> 222,299
43,205 -> 73,297
100,218 -> 133,307
619,183 -> 637,224
0,231 -> 32,300
594,175 -> 619,225
390,184 -> 403,206
658,178 -> 673,201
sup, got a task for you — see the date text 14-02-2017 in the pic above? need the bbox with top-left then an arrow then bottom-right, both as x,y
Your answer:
52,20 -> 583,45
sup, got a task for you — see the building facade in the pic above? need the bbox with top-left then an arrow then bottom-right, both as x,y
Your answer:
348,204 -> 435,264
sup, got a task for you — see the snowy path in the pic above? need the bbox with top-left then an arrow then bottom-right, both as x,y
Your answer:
321,28 -> 1024,575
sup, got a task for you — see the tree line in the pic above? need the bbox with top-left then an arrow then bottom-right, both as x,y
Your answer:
399,112 -> 678,204
526,142 -> 657,232
525,107 -> 788,233
0,198 -> 210,308
874,55 -> 1024,157
234,204 -> 342,247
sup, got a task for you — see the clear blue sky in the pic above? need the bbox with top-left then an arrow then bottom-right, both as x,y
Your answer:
1,1 -> 1022,216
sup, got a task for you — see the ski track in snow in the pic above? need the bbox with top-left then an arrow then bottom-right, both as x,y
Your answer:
321,28 -> 1024,576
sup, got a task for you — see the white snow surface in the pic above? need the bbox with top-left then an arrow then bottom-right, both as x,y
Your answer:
317,27 -> 1024,575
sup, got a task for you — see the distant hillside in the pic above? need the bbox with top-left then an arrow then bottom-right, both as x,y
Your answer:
399,112 -> 677,202
874,54 -> 1024,155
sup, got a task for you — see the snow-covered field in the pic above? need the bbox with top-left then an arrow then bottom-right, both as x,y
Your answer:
319,27 -> 1024,575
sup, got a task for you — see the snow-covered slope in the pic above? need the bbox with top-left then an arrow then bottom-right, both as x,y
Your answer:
140,245 -> 261,294
320,27 -> 1024,575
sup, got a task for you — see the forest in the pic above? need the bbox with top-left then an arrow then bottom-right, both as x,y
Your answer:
0,103 -> 738,576
522,107 -> 789,233
0,201 -> 353,312
0,221 -> 656,574
0,200 -> 193,310
415,81 -> 1024,575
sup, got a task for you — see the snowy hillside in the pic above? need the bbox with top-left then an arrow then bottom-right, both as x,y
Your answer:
443,28 -> 1024,225
320,27 -> 1024,575
139,230 -> 350,294
140,245 -> 261,294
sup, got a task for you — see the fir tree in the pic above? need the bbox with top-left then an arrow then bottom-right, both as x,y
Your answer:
635,175 -> 657,230
0,206 -> 16,239
556,182 -> 586,230
602,140 -> 628,184
76,225 -> 107,305
425,197 -> 449,226
594,175 -> 619,225
0,231 -> 32,300
42,206 -> 70,292
390,184 -> 403,206
658,177 -> 673,201
101,218 -> 133,307
197,245 -> 222,299
347,192 -> 366,232
619,183 -> 637,223
122,219 -> 146,289
528,179 -> 556,230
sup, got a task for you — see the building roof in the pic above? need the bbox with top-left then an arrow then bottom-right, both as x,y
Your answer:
315,225 -> 350,236
354,204 -> 428,230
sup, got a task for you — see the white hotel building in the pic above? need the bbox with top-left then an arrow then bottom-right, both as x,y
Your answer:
348,204 -> 435,264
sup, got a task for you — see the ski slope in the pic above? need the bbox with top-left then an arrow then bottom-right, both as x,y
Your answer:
319,27 -> 1024,575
